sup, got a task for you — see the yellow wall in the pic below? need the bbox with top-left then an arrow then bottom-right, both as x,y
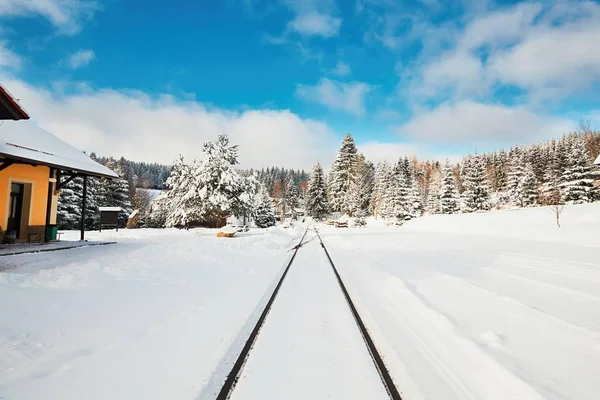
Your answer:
0,164 -> 56,236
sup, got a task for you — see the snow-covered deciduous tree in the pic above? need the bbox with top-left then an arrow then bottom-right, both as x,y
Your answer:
561,138 -> 598,204
328,134 -> 359,214
439,161 -> 460,214
253,185 -> 276,228
305,162 -> 328,219
462,154 -> 491,212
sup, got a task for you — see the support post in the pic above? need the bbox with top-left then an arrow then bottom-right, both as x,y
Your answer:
80,175 -> 88,241
44,168 -> 55,243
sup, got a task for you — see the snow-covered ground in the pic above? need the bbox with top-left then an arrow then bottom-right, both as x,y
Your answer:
0,226 -> 303,399
321,204 -> 600,400
1,204 -> 599,399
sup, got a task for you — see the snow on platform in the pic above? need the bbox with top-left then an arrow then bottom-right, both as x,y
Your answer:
0,241 -> 113,258
0,226 -> 300,400
231,239 -> 388,400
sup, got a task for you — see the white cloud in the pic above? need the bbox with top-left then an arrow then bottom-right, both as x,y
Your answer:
396,101 -> 576,144
330,61 -> 351,77
65,49 -> 95,69
296,78 -> 372,116
281,0 -> 341,37
457,2 -> 542,50
288,12 -> 341,37
405,1 -> 600,103
0,0 -> 98,34
1,77 -> 338,169
376,108 -> 401,120
489,20 -> 600,97
0,39 -> 20,68
415,51 -> 487,99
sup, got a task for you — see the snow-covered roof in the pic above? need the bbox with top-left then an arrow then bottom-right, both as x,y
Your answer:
99,207 -> 122,212
284,207 -> 305,215
0,120 -> 117,178
140,188 -> 164,202
152,191 -> 169,202
594,154 -> 600,165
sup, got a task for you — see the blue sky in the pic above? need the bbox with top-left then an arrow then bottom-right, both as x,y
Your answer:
0,0 -> 599,168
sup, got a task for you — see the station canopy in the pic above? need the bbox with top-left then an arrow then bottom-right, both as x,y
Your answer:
0,120 -> 117,178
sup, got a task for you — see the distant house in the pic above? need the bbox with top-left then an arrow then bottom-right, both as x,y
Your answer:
0,84 -> 117,242
285,207 -> 305,218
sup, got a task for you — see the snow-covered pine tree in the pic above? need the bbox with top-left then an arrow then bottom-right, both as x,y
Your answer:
57,178 -> 83,230
253,185 -> 276,228
462,153 -> 491,212
101,159 -> 133,226
390,160 -> 409,220
369,162 -> 389,218
84,177 -> 103,230
488,151 -> 507,193
165,136 -> 253,228
328,134 -> 359,214
380,165 -> 396,219
541,140 -> 563,203
347,177 -> 363,217
518,165 -> 539,207
195,135 -> 254,223
356,155 -> 374,213
529,145 -> 545,183
305,162 -> 328,219
165,155 -> 201,227
505,149 -> 526,206
402,158 -> 422,218
561,137 -> 598,204
285,176 -> 299,212
439,161 -> 460,214
426,167 -> 442,214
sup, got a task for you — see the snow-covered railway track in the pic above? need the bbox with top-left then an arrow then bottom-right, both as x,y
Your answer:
215,227 -> 402,400
215,228 -> 309,400
315,229 -> 403,400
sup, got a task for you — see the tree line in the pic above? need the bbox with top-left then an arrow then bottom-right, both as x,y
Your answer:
58,124 -> 600,230
303,126 -> 600,221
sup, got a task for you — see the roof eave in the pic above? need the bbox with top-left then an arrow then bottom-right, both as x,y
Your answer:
0,153 -> 118,179
0,85 -> 30,120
